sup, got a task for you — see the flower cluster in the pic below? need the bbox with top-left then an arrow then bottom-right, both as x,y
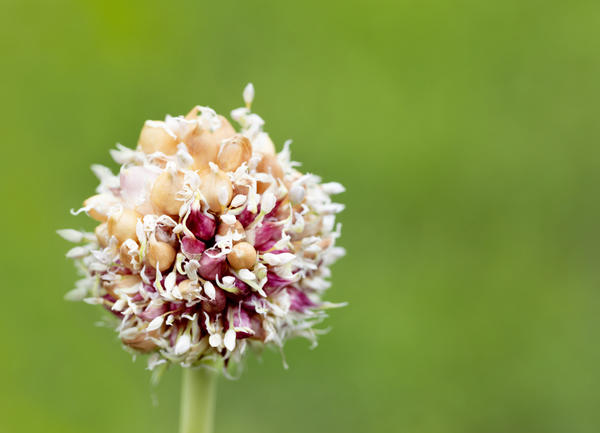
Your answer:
60,85 -> 345,372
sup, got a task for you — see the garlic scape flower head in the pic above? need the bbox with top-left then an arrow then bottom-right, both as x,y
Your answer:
60,85 -> 345,373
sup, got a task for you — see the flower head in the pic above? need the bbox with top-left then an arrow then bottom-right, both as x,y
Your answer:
60,85 -> 345,372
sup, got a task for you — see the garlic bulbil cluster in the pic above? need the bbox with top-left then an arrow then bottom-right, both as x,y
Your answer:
60,84 -> 345,372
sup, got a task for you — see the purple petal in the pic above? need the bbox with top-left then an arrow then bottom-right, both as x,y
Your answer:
232,308 -> 252,338
187,209 -> 216,240
201,287 -> 227,314
269,249 -> 291,255
242,294 -> 264,311
224,278 -> 251,299
198,248 -> 227,280
169,328 -> 178,347
143,283 -> 156,294
140,302 -> 168,321
131,293 -> 144,302
238,205 -> 260,227
265,271 -> 292,295
229,307 -> 265,340
181,236 -> 206,260
265,200 -> 283,218
254,222 -> 282,251
287,288 -> 316,313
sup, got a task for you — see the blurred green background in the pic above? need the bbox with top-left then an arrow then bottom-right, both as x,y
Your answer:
2,0 -> 600,432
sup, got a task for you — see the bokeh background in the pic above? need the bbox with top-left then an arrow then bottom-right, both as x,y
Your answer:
2,0 -> 600,432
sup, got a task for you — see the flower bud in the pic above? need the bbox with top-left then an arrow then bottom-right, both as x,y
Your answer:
227,242 -> 257,270
183,115 -> 236,171
198,247 -> 227,280
186,206 -> 216,240
199,166 -> 233,213
107,208 -> 141,244
146,238 -> 176,271
138,121 -> 179,155
150,170 -> 184,216
217,134 -> 252,172
95,223 -> 109,247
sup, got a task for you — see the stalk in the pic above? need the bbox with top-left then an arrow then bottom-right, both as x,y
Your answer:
179,367 -> 218,433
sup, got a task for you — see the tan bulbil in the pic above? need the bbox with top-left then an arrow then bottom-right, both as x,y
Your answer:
256,153 -> 284,193
227,241 -> 257,269
183,113 -> 236,171
233,179 -> 251,197
217,134 -> 252,172
275,200 -> 291,220
150,170 -> 184,216
138,122 -> 179,155
84,194 -> 116,222
95,223 -> 109,247
217,220 -> 245,242
107,209 -> 141,244
177,279 -> 197,297
253,132 -> 276,156
119,241 -> 140,270
146,238 -> 176,271
199,168 -> 233,213
122,330 -> 159,352
296,237 -> 332,260
103,274 -> 141,299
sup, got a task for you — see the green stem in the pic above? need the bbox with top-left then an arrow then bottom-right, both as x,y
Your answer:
179,367 -> 218,433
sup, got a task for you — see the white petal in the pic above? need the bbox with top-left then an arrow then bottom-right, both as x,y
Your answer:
238,268 -> 256,280
65,246 -> 90,259
220,214 -> 236,225
217,186 -> 230,206
64,286 -> 87,301
231,194 -> 247,207
165,271 -> 177,292
175,333 -> 191,355
112,298 -> 127,312
204,281 -> 216,300
243,83 -> 255,106
289,184 -> 305,205
57,229 -> 85,243
209,333 -> 222,348
224,329 -> 236,351
231,107 -> 248,123
321,182 -> 346,195
147,315 -> 164,331
136,220 -> 146,244
260,191 -> 277,215
263,252 -> 295,266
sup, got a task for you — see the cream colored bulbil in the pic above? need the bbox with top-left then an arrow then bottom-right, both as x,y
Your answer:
62,85 -> 346,372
